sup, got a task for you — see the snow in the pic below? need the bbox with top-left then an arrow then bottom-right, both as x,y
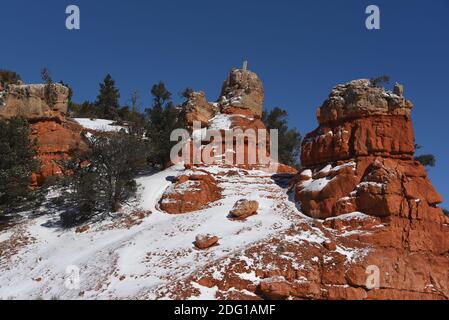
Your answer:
358,181 -> 384,188
0,152 -> 374,299
0,164 -> 298,300
332,162 -> 356,172
192,127 -> 208,141
0,231 -> 13,242
298,162 -> 356,194
284,229 -> 327,245
326,212 -> 371,222
74,118 -> 126,132
336,245 -> 370,264
301,177 -> 333,193
301,169 -> 312,178
319,165 -> 333,174
189,282 -> 218,300
236,271 -> 261,283
209,114 -> 232,131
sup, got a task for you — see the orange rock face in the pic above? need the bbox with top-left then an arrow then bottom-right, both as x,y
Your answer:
296,79 -> 445,221
184,91 -> 217,128
0,82 -> 87,186
286,79 -> 449,300
159,171 -> 222,214
30,119 -> 87,186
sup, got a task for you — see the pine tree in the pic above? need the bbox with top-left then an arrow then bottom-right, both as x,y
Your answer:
0,118 -> 40,219
59,130 -> 148,227
370,75 -> 390,88
95,74 -> 121,120
59,80 -> 74,111
180,87 -> 194,99
0,69 -> 22,86
41,68 -> 56,108
146,82 -> 186,169
414,144 -> 436,168
262,107 -> 302,169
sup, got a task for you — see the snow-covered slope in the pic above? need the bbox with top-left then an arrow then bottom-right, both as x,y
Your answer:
0,164 -> 307,300
73,118 -> 125,132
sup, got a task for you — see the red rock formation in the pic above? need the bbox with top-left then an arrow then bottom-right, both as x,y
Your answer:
164,79 -> 448,300
184,91 -> 218,128
284,79 -> 449,299
159,171 -> 222,214
219,68 -> 264,117
296,79 -> 445,221
159,68 -> 296,214
30,119 -> 87,186
0,83 -> 87,186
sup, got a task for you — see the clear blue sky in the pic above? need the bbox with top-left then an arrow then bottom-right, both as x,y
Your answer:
1,0 -> 448,207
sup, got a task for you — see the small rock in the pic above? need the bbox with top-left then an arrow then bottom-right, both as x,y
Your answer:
259,280 -> 292,300
195,234 -> 219,250
230,199 -> 259,220
75,225 -> 90,234
323,240 -> 337,251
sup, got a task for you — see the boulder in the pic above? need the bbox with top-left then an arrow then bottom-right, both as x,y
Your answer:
160,172 -> 222,214
184,91 -> 217,127
230,199 -> 259,219
195,234 -> 219,250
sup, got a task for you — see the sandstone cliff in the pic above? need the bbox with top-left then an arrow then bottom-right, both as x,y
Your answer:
0,83 -> 86,185
0,83 -> 69,121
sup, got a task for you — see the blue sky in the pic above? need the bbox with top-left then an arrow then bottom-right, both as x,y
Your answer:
1,0 -> 448,206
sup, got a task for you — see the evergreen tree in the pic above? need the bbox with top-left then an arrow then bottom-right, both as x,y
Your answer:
70,101 -> 98,119
41,68 -> 56,107
414,144 -> 436,168
146,82 -> 185,169
59,80 -> 74,111
0,69 -> 22,86
180,87 -> 194,99
443,208 -> 449,217
262,107 -> 302,169
59,130 -> 148,227
370,75 -> 390,88
95,74 -> 121,120
0,118 -> 40,218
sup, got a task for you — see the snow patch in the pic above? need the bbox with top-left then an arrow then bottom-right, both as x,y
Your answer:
209,114 -> 232,131
189,282 -> 218,300
74,118 -> 126,132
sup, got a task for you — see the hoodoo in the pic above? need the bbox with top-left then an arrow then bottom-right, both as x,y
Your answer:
296,79 -> 444,221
